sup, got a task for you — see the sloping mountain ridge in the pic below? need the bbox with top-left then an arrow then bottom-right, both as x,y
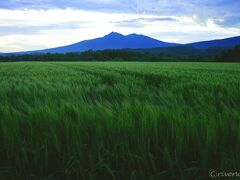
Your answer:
16,32 -> 179,54
3,33 -> 240,55
186,36 -> 240,49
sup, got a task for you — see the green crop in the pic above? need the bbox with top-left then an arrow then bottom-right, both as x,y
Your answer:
0,62 -> 239,179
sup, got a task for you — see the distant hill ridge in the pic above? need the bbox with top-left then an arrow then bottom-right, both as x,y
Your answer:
2,32 -> 240,55
187,36 -> 240,49
14,32 -> 179,54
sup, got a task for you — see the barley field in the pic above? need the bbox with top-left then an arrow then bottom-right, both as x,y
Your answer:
0,62 -> 239,179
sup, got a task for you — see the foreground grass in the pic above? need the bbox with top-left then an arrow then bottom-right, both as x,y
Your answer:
0,62 -> 239,179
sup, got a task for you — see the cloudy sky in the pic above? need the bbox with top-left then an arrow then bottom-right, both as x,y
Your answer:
0,0 -> 240,52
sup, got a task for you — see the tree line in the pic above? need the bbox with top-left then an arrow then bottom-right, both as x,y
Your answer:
0,50 -> 214,62
0,46 -> 239,62
216,45 -> 240,62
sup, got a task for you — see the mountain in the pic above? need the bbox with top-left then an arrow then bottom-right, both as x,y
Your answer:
0,53 -> 6,56
3,33 -> 240,55
16,32 -> 179,54
186,36 -> 240,49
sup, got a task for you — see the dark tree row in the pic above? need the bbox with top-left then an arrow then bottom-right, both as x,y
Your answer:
0,49 -> 215,62
216,45 -> 240,62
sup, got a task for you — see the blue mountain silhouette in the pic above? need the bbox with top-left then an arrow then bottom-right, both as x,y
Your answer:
186,36 -> 240,49
4,32 -> 240,54
18,32 -> 179,54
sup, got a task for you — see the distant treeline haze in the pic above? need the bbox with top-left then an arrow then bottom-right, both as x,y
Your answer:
0,45 -> 239,62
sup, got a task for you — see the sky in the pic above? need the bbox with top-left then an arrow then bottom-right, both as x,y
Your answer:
0,0 -> 240,52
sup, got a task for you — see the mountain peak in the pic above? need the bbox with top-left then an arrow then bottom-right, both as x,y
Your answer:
128,33 -> 140,36
12,32 -> 180,54
104,32 -> 124,38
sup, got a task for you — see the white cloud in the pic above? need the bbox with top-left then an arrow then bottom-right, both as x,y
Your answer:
0,8 -> 239,52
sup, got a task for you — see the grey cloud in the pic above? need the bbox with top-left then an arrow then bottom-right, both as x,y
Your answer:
0,0 -> 240,28
114,21 -> 145,28
114,17 -> 177,28
215,16 -> 240,28
141,17 -> 177,22
0,22 -> 90,36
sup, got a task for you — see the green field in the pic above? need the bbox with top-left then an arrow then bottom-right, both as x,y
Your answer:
0,62 -> 239,179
